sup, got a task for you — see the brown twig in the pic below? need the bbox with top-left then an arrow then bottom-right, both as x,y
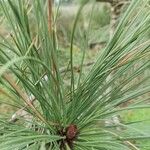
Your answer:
48,0 -> 53,32
59,61 -> 94,74
96,0 -> 113,3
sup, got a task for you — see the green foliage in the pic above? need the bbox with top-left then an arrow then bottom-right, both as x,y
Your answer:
0,0 -> 150,149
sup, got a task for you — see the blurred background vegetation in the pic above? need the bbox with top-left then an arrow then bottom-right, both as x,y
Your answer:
0,0 -> 150,149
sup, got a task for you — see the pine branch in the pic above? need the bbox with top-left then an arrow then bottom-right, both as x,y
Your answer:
2,74 -> 57,126
9,61 -> 95,123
